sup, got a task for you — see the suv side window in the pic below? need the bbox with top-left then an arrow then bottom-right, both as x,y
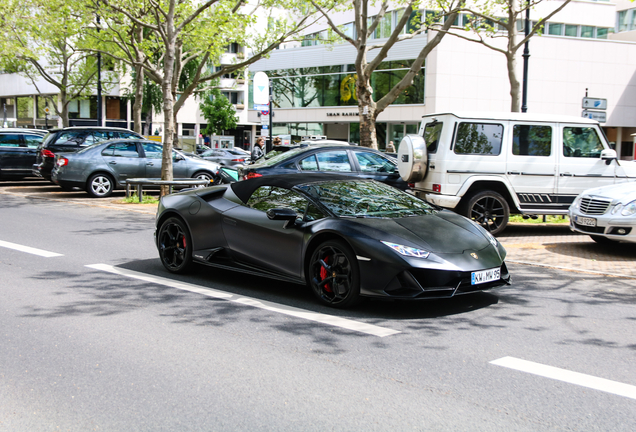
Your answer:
454,123 -> 503,155
118,132 -> 143,139
423,121 -> 443,153
0,134 -> 21,147
512,125 -> 552,156
55,131 -> 87,145
24,134 -> 44,148
563,127 -> 604,158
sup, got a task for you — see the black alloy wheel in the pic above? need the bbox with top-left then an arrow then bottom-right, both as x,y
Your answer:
86,173 -> 114,198
308,240 -> 361,308
158,217 -> 193,273
465,191 -> 510,236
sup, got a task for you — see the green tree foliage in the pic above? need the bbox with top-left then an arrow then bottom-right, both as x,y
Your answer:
311,0 -> 463,149
199,89 -> 238,136
0,0 -> 104,126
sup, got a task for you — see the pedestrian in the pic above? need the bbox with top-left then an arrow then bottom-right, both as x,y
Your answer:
273,137 -> 282,146
386,140 -> 396,153
251,137 -> 264,163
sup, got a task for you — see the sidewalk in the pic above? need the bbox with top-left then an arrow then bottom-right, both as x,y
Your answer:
499,223 -> 636,278
2,182 -> 635,278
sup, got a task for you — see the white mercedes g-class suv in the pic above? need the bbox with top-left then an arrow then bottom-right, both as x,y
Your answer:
397,112 -> 636,235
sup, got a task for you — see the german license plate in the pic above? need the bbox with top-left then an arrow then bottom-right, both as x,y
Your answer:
575,215 -> 596,227
471,267 -> 501,285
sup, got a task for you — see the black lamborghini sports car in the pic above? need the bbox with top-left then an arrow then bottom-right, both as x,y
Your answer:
155,173 -> 511,308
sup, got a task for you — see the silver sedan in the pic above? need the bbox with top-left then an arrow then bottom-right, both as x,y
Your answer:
51,140 -> 221,198
569,181 -> 636,243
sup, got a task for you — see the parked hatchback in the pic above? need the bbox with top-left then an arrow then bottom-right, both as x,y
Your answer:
0,128 -> 47,179
51,140 -> 221,197
238,142 -> 409,190
33,126 -> 144,181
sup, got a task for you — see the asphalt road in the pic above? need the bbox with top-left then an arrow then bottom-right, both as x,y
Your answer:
1,186 -> 635,431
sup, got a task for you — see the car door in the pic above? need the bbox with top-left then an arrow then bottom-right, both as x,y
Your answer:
140,142 -> 189,178
222,186 -> 307,276
557,124 -> 617,206
22,133 -> 44,172
100,141 -> 144,183
506,123 -> 558,211
0,133 -> 26,176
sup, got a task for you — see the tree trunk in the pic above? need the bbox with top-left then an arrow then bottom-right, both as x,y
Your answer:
160,9 -> 177,196
356,70 -> 378,149
507,53 -> 521,112
60,90 -> 69,127
132,65 -> 144,134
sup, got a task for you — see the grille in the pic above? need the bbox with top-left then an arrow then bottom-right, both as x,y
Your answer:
579,197 -> 611,215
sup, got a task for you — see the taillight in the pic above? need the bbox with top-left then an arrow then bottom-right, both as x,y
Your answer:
232,159 -> 245,162
408,183 -> 415,189
245,172 -> 263,180
57,157 -> 68,167
42,149 -> 55,158
432,184 -> 441,193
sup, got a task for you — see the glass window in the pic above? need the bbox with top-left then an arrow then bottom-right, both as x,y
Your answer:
299,155 -> 318,171
406,9 -> 422,34
246,186 -> 309,218
354,151 -> 395,173
316,150 -> 352,172
118,132 -> 142,140
103,142 -> 139,158
547,23 -> 562,36
563,127 -> 605,158
581,26 -> 594,38
17,97 -> 33,119
141,142 -> 163,159
512,125 -> 552,156
0,134 -> 21,147
454,123 -> 503,155
564,25 -> 578,37
56,131 -> 88,145
596,28 -> 609,39
24,134 -> 44,148
423,121 -> 443,153
298,180 -> 437,218
84,131 -> 115,146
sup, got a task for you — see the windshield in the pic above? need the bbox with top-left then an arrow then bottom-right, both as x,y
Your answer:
256,146 -> 308,165
297,180 -> 437,218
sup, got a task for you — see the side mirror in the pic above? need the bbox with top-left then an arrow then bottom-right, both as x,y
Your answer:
601,149 -> 618,165
266,208 -> 299,228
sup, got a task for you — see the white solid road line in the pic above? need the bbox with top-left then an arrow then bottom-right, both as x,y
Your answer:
491,356 -> 636,400
86,264 -> 401,338
0,240 -> 63,258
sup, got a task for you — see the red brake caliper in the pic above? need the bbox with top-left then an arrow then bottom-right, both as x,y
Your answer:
320,256 -> 332,292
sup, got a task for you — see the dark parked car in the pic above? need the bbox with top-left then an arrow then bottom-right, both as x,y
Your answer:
200,148 -> 250,166
239,142 -> 410,190
51,140 -> 221,198
155,174 -> 510,308
33,126 -> 144,181
0,128 -> 47,179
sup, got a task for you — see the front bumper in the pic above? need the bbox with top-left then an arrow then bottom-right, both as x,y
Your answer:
569,210 -> 636,242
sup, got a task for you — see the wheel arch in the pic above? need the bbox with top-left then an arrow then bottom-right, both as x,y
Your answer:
458,180 -> 520,214
87,170 -> 119,188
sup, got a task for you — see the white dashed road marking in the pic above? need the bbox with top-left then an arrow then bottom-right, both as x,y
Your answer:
0,240 -> 63,257
491,356 -> 636,400
86,263 -> 401,338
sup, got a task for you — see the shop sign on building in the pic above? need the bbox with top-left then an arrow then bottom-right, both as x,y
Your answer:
582,110 -> 607,123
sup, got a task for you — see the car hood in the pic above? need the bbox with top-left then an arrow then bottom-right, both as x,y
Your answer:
581,181 -> 636,203
350,210 -> 491,254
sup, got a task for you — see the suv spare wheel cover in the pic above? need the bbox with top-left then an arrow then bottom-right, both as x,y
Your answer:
397,134 -> 428,183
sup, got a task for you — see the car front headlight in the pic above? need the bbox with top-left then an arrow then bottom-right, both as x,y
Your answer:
621,200 -> 636,216
381,241 -> 430,259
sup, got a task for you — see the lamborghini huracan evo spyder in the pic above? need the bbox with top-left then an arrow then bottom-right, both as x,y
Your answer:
155,174 -> 511,308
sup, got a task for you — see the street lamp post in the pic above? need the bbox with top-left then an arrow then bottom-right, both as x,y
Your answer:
521,6 -> 530,113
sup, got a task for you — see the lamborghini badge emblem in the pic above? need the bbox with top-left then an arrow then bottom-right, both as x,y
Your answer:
470,253 -> 478,259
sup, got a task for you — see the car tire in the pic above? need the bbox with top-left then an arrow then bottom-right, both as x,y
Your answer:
308,239 -> 362,308
463,191 -> 510,236
192,171 -> 214,188
590,235 -> 616,244
157,217 -> 193,274
86,173 -> 114,198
